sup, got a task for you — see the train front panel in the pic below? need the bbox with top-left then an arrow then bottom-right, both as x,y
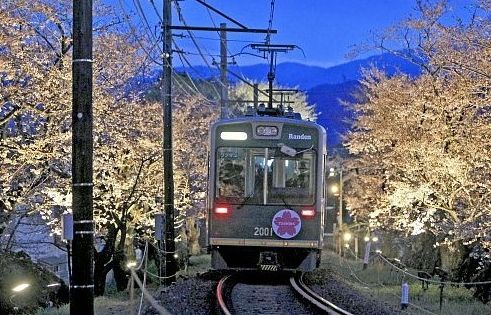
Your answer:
207,117 -> 327,271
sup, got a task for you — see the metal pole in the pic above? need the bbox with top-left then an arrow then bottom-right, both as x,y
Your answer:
267,52 -> 274,109
354,236 -> 359,259
163,0 -> 176,285
253,83 -> 259,109
71,0 -> 94,313
220,23 -> 228,119
336,167 -> 343,256
337,168 -> 343,228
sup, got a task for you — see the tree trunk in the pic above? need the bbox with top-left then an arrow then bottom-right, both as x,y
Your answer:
439,241 -> 465,273
112,249 -> 129,291
93,224 -> 117,296
112,218 -> 129,291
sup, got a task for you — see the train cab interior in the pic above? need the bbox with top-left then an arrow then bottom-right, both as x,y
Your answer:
216,147 -> 316,206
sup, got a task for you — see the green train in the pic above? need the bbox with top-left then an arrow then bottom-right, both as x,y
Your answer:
207,106 -> 327,271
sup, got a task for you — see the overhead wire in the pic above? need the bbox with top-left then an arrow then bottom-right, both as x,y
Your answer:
201,0 -> 254,86
146,0 -> 219,101
198,0 -> 287,108
149,0 -> 222,99
118,0 -> 163,66
120,0 -> 220,103
133,0 -> 162,44
123,0 -> 284,107
154,0 -> 284,108
173,42 -> 221,103
173,0 -> 216,70
172,0 -> 224,97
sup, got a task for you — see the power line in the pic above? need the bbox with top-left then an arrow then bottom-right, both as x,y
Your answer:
118,0 -> 163,66
119,0 -> 220,104
171,54 -> 221,104
176,34 -> 257,43
173,42 -> 221,103
173,0 -> 216,71
133,0 -> 161,43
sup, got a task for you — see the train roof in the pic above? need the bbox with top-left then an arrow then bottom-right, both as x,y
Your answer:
212,115 -> 326,133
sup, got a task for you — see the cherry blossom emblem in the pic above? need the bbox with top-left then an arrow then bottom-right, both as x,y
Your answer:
272,209 -> 301,239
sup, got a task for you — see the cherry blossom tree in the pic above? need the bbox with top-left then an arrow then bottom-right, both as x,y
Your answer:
344,0 -> 490,299
228,82 -> 318,120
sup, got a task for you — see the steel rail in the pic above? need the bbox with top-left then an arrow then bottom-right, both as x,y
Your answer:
290,274 -> 353,315
217,275 -> 234,315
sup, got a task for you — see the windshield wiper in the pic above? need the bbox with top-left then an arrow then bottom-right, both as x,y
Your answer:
237,192 -> 256,209
281,196 -> 293,210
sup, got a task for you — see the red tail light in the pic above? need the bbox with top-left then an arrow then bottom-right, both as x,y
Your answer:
301,208 -> 315,217
215,206 -> 229,214
214,203 -> 231,215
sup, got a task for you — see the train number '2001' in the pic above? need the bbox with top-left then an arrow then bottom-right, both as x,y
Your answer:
254,226 -> 273,236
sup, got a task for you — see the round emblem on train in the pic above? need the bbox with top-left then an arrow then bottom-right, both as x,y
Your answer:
272,209 -> 302,239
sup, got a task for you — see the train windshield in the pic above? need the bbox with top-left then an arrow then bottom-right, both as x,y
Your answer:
216,147 -> 315,205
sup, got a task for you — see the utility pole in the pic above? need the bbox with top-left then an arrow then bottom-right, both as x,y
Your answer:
220,23 -> 228,119
158,1 -> 276,284
71,0 -> 94,313
162,0 -> 176,285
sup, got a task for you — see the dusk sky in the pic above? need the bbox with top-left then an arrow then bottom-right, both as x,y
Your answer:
114,0 -> 478,67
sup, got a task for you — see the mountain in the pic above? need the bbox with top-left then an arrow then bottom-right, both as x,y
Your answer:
171,52 -> 423,145
175,52 -> 421,90
307,80 -> 361,147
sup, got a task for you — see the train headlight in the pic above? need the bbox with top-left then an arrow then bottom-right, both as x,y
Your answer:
256,126 -> 278,136
220,131 -> 247,141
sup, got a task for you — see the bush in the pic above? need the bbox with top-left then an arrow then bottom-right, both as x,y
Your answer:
0,252 -> 69,314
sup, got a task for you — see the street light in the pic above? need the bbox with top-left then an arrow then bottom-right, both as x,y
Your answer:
328,161 -> 344,255
343,232 -> 352,242
126,261 -> 137,269
330,184 -> 339,196
12,283 -> 30,293
10,282 -> 30,311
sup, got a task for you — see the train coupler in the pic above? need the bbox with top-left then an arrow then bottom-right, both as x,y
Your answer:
258,251 -> 280,271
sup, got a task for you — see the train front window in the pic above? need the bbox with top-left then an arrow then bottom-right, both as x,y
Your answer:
216,147 -> 315,205
216,148 -> 246,199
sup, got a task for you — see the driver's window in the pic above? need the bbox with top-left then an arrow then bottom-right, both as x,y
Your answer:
217,148 -> 246,198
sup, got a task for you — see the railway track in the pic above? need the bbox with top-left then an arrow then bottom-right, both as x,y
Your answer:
216,274 -> 234,315
216,272 -> 352,315
290,274 -> 353,315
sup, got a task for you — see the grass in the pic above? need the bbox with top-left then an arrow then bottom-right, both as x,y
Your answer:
35,254 -> 212,315
34,292 -> 131,315
36,252 -> 490,315
320,250 -> 491,315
